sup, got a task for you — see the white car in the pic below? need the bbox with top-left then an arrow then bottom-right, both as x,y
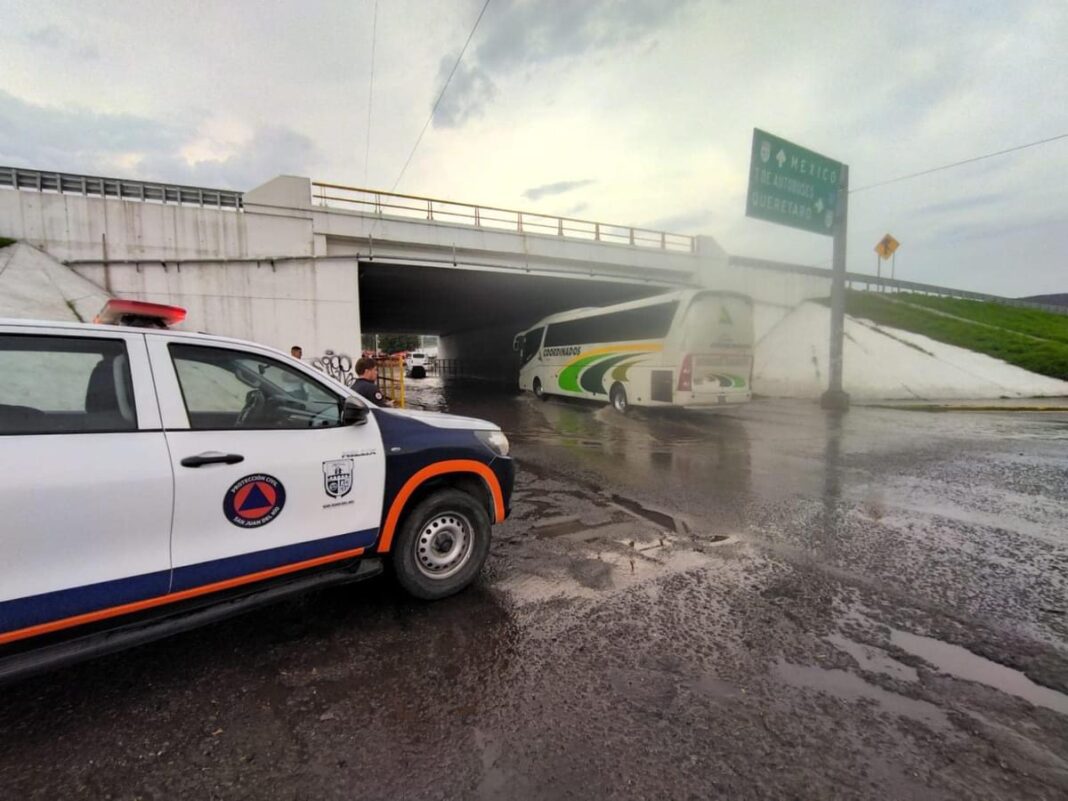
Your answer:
406,352 -> 428,378
0,301 -> 514,682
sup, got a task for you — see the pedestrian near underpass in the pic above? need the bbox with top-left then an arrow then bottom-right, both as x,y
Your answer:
353,357 -> 392,407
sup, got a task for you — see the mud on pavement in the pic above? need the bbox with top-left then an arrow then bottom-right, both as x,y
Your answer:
1,388 -> 1066,800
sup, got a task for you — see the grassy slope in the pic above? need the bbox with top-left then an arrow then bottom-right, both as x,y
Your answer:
889,292 -> 1068,346
841,291 -> 1068,381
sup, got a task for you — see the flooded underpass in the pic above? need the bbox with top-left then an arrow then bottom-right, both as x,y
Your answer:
2,377 -> 1067,800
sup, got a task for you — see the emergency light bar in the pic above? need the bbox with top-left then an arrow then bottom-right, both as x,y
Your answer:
94,299 -> 187,328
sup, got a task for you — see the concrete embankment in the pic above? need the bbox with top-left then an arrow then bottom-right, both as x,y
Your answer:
753,300 -> 1068,400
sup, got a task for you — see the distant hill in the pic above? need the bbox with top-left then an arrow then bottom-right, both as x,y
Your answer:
1021,293 -> 1068,307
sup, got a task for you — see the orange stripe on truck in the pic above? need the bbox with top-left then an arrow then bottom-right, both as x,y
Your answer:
0,547 -> 366,647
376,460 -> 506,554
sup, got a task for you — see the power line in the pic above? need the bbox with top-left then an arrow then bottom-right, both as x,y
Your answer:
850,132 -> 1068,194
391,0 -> 492,192
363,0 -> 379,186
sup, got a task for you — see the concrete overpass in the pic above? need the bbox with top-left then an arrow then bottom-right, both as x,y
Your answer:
0,166 -> 834,376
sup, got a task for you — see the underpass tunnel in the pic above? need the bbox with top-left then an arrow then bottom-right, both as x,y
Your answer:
358,261 -> 685,384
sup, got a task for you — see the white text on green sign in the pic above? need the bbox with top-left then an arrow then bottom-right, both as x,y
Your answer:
745,128 -> 844,237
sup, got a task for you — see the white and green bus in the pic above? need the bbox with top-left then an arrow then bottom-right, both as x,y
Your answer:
513,290 -> 754,413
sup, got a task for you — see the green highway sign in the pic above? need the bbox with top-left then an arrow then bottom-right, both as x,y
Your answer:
746,128 -> 843,236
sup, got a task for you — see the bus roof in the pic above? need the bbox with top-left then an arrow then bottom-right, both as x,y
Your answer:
515,288 -> 752,334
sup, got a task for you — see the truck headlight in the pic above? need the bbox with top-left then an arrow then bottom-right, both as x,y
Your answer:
475,430 -> 510,457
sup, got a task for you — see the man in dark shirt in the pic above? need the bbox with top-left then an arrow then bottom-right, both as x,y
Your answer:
352,357 -> 392,407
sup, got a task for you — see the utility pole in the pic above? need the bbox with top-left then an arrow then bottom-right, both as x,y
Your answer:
821,164 -> 851,411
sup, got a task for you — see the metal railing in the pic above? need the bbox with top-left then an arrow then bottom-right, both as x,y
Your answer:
311,181 -> 695,253
0,166 -> 243,210
376,357 -> 406,408
728,255 -> 1068,317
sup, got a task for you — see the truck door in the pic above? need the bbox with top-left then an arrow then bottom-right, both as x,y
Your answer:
0,326 -> 172,643
146,337 -> 385,593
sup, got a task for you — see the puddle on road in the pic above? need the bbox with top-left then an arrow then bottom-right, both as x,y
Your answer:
890,630 -> 1068,716
610,494 -> 680,531
495,538 -> 726,605
826,633 -> 919,683
533,515 -> 599,539
773,658 -> 949,730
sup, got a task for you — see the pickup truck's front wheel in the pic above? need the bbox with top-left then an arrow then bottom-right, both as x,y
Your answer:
392,489 -> 491,600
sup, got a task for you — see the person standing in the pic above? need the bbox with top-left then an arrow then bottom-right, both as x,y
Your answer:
352,357 -> 392,407
291,345 -> 303,360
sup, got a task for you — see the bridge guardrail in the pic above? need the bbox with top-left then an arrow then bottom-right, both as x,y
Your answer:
311,181 -> 695,254
0,165 -> 243,210
728,255 -> 1068,317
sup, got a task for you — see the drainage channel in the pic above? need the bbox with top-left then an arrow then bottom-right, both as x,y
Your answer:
608,493 -> 730,544
890,629 -> 1068,716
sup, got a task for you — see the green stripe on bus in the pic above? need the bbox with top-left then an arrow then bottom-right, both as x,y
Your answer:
707,373 -> 746,388
610,357 -> 644,383
558,353 -> 614,392
580,354 -> 635,395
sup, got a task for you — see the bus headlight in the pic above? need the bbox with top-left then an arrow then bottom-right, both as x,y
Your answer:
475,430 -> 510,457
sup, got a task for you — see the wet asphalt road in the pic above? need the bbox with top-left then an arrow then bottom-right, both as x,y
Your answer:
1,377 -> 1067,800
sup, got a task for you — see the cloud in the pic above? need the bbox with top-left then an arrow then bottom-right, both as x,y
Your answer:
431,60 -> 496,128
915,192 -> 1007,218
644,209 -> 716,232
25,25 -> 64,48
432,0 -> 694,127
0,91 -> 317,190
24,25 -> 99,61
0,90 -> 184,171
522,178 -> 595,201
139,126 -> 319,190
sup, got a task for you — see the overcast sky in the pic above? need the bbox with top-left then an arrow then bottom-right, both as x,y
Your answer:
2,0 -> 1066,296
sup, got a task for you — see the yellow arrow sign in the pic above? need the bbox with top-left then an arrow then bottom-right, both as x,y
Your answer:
874,233 -> 900,260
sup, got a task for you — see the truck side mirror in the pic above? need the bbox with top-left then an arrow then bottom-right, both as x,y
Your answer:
512,335 -> 522,352
341,396 -> 369,426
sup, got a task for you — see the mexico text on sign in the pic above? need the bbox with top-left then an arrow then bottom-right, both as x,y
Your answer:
746,128 -> 843,236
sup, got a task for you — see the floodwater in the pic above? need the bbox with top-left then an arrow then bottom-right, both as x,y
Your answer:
1,376 -> 1066,800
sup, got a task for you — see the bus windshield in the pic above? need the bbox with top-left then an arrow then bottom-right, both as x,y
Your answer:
520,328 -> 544,364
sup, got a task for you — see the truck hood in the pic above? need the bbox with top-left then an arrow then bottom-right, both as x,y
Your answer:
378,407 -> 500,431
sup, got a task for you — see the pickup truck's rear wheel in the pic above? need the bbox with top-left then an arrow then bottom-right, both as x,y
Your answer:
392,489 -> 491,600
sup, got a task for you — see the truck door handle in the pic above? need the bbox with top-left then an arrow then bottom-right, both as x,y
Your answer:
180,452 -> 245,468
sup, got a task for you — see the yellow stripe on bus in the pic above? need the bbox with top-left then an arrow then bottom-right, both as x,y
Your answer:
561,342 -> 663,369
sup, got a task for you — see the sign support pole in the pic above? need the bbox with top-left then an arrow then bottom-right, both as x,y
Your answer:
821,164 -> 850,411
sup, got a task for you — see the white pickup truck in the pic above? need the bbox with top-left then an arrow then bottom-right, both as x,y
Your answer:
406,352 -> 429,378
0,301 -> 514,682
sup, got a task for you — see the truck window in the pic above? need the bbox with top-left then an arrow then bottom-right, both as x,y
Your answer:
169,344 -> 344,430
0,335 -> 136,434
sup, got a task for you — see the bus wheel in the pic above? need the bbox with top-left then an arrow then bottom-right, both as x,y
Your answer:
533,377 -> 547,400
610,382 -> 629,413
